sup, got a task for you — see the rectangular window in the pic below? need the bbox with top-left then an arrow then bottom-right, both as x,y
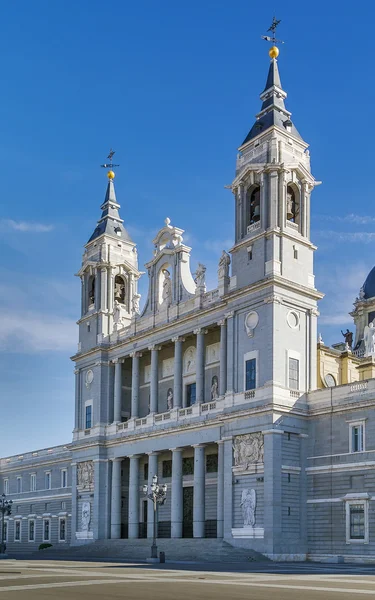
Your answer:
30,474 -> 36,492
43,519 -> 50,542
61,469 -> 67,488
59,518 -> 66,542
4,479 -> 9,495
182,457 -> 194,476
16,477 -> 22,494
349,504 -> 365,540
162,460 -> 172,478
289,358 -> 299,390
85,405 -> 92,429
245,359 -> 256,390
350,423 -> 364,453
61,501 -> 66,510
45,472 -> 51,490
14,520 -> 21,542
206,454 -> 218,473
186,383 -> 196,407
28,520 -> 35,542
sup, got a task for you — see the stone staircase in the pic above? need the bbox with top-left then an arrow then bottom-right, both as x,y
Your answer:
33,538 -> 268,563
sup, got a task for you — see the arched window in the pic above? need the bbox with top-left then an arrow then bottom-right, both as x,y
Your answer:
247,186 -> 261,225
286,185 -> 300,224
114,275 -> 126,304
88,276 -> 95,306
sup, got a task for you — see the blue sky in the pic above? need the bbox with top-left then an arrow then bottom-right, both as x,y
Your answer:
0,0 -> 373,456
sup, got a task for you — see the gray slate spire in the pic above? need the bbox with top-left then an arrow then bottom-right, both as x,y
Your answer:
88,179 -> 133,244
241,57 -> 302,146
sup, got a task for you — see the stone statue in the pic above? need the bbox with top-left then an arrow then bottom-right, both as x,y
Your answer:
113,300 -> 122,325
194,263 -> 206,289
211,376 -> 219,400
167,388 -> 174,410
364,322 -> 375,356
240,489 -> 256,527
359,286 -> 365,300
132,293 -> 141,315
233,433 -> 264,470
77,461 -> 94,490
81,501 -> 91,531
162,269 -> 172,306
341,329 -> 353,349
218,250 -> 231,279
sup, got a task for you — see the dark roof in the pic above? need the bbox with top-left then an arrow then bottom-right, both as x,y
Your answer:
87,180 -> 133,244
363,266 -> 375,299
241,58 -> 303,147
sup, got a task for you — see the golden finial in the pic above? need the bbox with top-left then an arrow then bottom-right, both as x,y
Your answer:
101,149 -> 119,179
261,17 -> 284,58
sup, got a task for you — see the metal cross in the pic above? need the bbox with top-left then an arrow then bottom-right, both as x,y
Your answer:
101,148 -> 119,169
261,16 -> 284,45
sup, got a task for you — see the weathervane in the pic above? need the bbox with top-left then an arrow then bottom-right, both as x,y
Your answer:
261,16 -> 284,46
101,148 -> 119,180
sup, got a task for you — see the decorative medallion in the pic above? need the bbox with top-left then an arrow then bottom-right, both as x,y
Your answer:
244,311 -> 259,338
324,373 -> 336,388
233,433 -> 264,470
85,369 -> 94,388
287,310 -> 300,330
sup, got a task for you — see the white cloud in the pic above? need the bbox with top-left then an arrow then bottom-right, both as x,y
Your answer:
0,309 -> 76,353
316,214 -> 375,225
315,230 -> 375,243
203,238 -> 233,254
0,219 -> 54,233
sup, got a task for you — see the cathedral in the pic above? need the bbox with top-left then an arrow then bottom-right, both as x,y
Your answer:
1,42 -> 375,563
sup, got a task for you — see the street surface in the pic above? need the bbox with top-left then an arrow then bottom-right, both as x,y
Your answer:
0,559 -> 375,599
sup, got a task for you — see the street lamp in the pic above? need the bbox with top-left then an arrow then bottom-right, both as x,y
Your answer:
143,474 -> 167,559
0,494 -> 12,555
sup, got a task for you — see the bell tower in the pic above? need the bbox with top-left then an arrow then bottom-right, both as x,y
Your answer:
76,155 -> 141,353
231,43 -> 319,292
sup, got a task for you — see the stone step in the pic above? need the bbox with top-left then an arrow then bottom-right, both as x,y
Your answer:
35,538 -> 268,563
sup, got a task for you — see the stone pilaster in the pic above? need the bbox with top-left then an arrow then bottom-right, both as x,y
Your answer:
194,329 -> 207,404
193,444 -> 205,537
223,436 -> 233,539
110,458 -> 122,539
263,429 -> 283,557
74,369 -> 81,430
171,448 -> 183,538
149,345 -> 161,414
113,359 -> 122,423
218,320 -> 227,396
147,452 -> 158,538
225,312 -> 235,393
216,440 -> 224,538
130,352 -> 141,418
172,337 -> 184,409
128,455 -> 140,539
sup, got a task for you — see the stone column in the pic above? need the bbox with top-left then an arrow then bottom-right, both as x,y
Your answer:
171,448 -> 183,538
81,277 -> 85,316
108,267 -> 115,328
172,337 -> 184,409
128,455 -> 140,539
225,312 -> 235,393
100,267 -> 108,311
299,433 -> 308,558
194,329 -> 206,404
193,444 -> 205,537
147,452 -> 158,538
74,369 -> 81,430
216,440 -> 224,538
263,429 -> 283,557
223,437 -> 233,539
71,462 -> 78,541
218,320 -> 227,396
149,345 -> 160,414
113,359 -> 122,423
131,352 -> 141,419
110,458 -> 122,539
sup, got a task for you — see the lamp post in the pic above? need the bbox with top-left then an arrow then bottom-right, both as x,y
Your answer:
0,494 -> 12,555
143,474 -> 167,559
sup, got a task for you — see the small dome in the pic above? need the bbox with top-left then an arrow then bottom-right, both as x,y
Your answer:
363,266 -> 375,299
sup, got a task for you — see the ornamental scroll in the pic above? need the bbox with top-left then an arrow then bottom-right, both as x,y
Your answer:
233,433 -> 264,471
77,461 -> 94,490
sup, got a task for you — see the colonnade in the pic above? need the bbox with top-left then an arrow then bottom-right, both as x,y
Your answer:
112,319 -> 229,422
110,441 -> 226,540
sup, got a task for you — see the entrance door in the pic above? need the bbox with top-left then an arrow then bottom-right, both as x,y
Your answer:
183,486 -> 194,538
186,383 -> 196,407
139,500 -> 147,538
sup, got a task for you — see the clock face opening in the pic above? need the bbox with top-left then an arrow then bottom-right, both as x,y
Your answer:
325,374 -> 336,388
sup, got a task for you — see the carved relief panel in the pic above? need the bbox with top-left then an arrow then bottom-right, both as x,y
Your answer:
233,433 -> 264,472
77,461 -> 94,491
